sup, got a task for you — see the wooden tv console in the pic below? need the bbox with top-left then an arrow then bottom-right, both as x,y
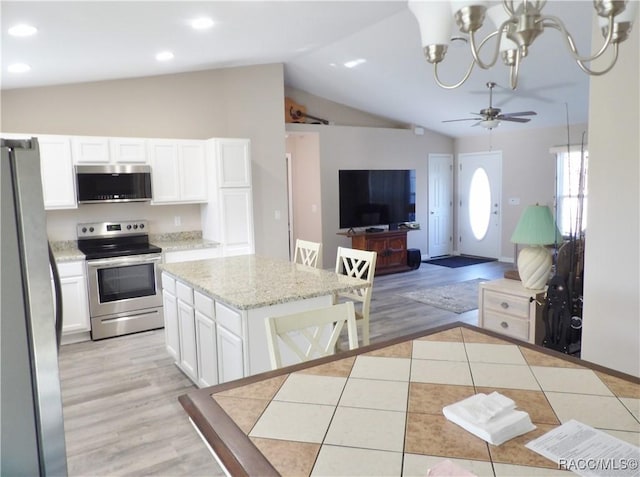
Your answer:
338,229 -> 411,276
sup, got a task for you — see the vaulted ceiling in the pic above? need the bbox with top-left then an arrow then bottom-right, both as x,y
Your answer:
2,1 -> 613,138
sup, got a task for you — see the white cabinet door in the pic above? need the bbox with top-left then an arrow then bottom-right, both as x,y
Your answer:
149,140 -> 181,203
72,136 -> 110,164
149,140 -> 207,204
179,141 -> 208,202
55,262 -> 90,335
217,325 -> 244,383
162,290 -> 180,362
110,138 -> 148,164
219,188 -> 255,256
216,139 -> 251,187
195,310 -> 218,387
38,136 -> 77,209
177,299 -> 198,381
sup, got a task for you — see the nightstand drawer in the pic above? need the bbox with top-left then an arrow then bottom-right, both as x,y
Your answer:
483,290 -> 530,318
483,311 -> 530,342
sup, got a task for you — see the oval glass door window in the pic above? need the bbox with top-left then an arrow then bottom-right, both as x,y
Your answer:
469,167 -> 491,240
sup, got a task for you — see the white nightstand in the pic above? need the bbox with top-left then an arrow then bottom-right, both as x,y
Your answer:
478,278 -> 546,344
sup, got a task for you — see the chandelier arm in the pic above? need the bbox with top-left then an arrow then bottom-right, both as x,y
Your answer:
509,49 -> 522,89
469,29 -> 503,70
433,60 -> 477,89
504,0 -> 515,16
540,14 -> 615,63
575,42 -> 619,75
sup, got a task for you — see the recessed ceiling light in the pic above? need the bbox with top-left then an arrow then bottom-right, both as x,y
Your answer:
155,51 -> 174,62
8,63 -> 31,73
343,58 -> 367,69
191,17 -> 214,30
8,24 -> 37,37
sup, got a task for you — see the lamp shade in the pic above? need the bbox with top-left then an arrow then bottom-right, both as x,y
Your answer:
408,0 -> 453,46
510,205 -> 561,245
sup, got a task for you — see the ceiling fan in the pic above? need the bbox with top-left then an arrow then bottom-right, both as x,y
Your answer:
443,82 -> 537,129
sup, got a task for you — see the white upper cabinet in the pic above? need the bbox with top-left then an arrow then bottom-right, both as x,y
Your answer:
216,139 -> 252,188
73,136 -> 149,164
72,136 -> 110,164
109,138 -> 148,164
38,135 -> 78,209
149,139 -> 207,204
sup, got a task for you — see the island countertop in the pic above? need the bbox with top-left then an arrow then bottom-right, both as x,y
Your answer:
159,254 -> 368,310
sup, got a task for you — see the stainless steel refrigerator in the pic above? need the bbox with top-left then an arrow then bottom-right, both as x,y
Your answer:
1,138 -> 68,475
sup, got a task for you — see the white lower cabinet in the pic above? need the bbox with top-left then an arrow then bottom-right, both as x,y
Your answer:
216,326 -> 244,383
55,261 -> 90,336
162,289 -> 180,362
162,272 -> 246,387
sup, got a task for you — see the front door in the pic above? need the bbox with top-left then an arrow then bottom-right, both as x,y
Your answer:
458,151 -> 502,258
428,153 -> 453,258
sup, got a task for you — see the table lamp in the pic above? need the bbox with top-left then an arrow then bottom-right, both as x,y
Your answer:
510,205 -> 561,290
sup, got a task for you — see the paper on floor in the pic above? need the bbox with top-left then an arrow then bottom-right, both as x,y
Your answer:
426,459 -> 477,476
443,392 -> 536,446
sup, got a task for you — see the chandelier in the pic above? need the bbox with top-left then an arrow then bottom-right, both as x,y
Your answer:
408,0 -> 638,89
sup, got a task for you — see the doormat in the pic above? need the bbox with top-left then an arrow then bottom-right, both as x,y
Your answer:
422,255 -> 497,268
398,278 -> 488,314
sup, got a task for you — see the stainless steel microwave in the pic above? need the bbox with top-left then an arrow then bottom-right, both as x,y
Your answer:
76,165 -> 152,204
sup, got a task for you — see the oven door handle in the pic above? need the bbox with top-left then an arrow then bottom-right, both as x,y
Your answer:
87,254 -> 161,268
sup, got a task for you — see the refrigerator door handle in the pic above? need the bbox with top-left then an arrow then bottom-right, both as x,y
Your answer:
48,243 -> 63,350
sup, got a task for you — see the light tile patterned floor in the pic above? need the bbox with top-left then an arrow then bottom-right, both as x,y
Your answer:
209,327 -> 640,476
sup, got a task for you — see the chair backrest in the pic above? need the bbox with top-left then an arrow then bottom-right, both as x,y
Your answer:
293,239 -> 323,268
335,246 -> 377,296
264,301 -> 358,369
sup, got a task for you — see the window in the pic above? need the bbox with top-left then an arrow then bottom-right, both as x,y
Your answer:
555,147 -> 588,237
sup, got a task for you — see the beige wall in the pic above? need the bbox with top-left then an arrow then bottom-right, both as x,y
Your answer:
286,132 -> 323,253
286,122 -> 454,269
581,19 -> 639,377
455,123 -> 588,261
285,86 -> 407,129
1,65 -> 290,258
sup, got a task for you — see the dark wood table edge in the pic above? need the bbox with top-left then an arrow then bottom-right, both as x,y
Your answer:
178,322 -> 639,475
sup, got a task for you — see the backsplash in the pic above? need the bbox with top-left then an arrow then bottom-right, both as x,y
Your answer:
46,202 -> 202,241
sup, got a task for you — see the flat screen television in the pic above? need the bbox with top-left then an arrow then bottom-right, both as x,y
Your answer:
339,169 -> 416,229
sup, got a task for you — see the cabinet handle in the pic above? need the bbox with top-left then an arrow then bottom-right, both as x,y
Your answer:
500,321 -> 509,329
500,301 -> 509,309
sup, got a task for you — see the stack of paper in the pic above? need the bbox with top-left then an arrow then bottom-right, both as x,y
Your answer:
443,392 -> 536,446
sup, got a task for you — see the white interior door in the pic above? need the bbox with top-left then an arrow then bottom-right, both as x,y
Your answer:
458,151 -> 502,258
428,153 -> 453,258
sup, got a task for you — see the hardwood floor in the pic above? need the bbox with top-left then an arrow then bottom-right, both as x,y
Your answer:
58,259 -> 512,476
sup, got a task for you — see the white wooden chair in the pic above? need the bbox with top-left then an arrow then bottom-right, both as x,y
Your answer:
293,239 -> 323,268
334,247 -> 377,346
264,302 -> 358,370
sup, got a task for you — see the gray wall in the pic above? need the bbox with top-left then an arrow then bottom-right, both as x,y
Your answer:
1,65 -> 289,258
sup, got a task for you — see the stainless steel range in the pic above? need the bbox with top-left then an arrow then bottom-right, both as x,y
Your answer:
77,220 -> 163,340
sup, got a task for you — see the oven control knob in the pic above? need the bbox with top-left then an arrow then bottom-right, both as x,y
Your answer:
127,224 -> 132,230
81,227 -> 87,233
139,223 -> 145,229
89,227 -> 94,233
133,224 -> 138,229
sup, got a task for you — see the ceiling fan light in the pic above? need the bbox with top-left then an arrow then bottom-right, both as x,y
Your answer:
451,0 -> 488,33
481,119 -> 500,129
408,1 -> 453,47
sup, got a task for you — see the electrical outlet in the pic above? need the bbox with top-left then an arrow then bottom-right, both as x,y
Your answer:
174,215 -> 181,226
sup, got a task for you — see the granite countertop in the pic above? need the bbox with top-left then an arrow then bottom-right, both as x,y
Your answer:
49,241 -> 85,262
150,231 -> 220,252
160,255 -> 368,311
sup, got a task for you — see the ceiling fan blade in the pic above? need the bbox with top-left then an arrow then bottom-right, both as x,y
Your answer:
499,116 -> 531,123
442,118 -> 479,123
501,111 -> 537,117
471,121 -> 483,127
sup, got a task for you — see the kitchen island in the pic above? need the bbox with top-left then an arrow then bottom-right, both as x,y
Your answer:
178,323 -> 640,476
159,255 -> 369,387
